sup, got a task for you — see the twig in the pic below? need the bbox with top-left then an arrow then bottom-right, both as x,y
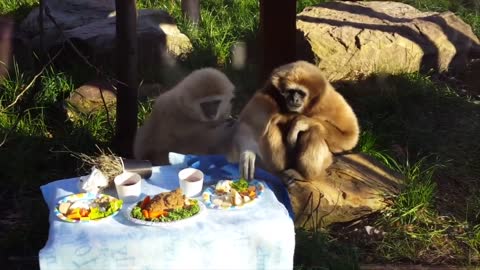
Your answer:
1,48 -> 63,114
44,5 -> 125,89
45,5 -> 125,133
98,84 -> 115,135
0,48 -> 64,148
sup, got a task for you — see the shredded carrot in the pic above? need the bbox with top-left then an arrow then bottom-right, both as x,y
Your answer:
142,209 -> 150,219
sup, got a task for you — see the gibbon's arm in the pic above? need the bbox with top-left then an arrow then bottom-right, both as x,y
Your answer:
286,115 -> 327,148
312,102 -> 359,153
232,93 -> 278,180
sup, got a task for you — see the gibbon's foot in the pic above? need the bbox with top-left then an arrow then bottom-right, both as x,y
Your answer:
281,169 -> 306,187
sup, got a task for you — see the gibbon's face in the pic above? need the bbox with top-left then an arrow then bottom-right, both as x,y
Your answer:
270,60 -> 328,114
193,94 -> 233,122
280,87 -> 308,113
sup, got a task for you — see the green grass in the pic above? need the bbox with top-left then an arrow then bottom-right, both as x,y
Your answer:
0,0 -> 37,21
341,71 -> 480,264
295,229 -> 359,270
1,0 -> 480,268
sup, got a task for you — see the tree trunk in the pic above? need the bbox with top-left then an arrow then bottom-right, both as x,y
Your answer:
288,153 -> 403,229
114,0 -> 138,158
0,16 -> 13,80
181,0 -> 201,25
259,0 -> 297,80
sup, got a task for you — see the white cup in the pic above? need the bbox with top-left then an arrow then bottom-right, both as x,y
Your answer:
178,168 -> 204,197
114,171 -> 142,202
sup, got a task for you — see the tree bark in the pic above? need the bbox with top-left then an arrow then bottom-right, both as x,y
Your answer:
259,0 -> 297,81
181,0 -> 201,25
0,16 -> 13,80
114,0 -> 138,158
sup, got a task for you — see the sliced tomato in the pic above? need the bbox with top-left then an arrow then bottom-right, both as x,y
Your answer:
140,196 -> 151,209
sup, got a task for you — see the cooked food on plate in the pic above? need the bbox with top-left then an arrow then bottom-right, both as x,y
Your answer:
203,179 -> 264,208
55,193 -> 123,222
130,188 -> 201,222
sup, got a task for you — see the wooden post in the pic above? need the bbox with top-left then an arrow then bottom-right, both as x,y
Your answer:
259,0 -> 297,80
0,16 -> 13,80
38,0 -> 45,55
114,0 -> 138,158
181,0 -> 201,25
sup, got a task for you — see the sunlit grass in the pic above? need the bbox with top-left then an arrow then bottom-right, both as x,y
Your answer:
0,0 -> 479,268
0,0 -> 38,20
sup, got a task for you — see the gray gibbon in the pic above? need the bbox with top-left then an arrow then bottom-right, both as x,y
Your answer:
134,68 -> 235,165
229,61 -> 359,185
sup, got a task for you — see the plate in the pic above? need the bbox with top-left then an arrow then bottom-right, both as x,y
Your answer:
124,198 -> 206,227
202,180 -> 265,209
54,193 -> 122,223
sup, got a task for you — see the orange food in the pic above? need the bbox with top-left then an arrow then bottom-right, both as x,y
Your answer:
80,208 -> 90,217
142,209 -> 150,219
67,208 -> 82,219
140,196 -> 151,209
149,210 -> 167,218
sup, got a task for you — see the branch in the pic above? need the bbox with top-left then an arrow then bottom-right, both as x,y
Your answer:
1,48 -> 63,114
44,5 -> 126,89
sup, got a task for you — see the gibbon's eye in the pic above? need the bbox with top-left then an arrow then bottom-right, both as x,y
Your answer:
200,100 -> 221,120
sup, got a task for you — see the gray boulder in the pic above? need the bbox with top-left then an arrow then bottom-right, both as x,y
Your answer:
19,0 -> 192,76
296,1 -> 480,81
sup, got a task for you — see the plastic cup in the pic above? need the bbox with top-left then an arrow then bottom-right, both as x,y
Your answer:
178,168 -> 204,197
114,171 -> 142,202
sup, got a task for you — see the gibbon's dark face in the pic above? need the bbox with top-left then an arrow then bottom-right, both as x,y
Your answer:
281,88 -> 307,113
200,99 -> 221,120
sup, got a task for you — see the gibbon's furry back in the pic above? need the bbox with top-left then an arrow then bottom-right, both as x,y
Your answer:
134,68 -> 235,165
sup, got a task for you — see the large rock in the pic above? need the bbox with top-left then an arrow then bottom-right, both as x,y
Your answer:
19,0 -> 192,78
65,80 -> 116,120
296,1 -> 480,81
289,153 -> 403,229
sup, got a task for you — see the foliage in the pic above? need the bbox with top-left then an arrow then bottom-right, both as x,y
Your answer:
295,229 -> 359,270
0,0 -> 479,268
0,0 -> 38,21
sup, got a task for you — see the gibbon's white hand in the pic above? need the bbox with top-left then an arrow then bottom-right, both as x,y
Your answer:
287,117 -> 310,148
240,150 -> 256,181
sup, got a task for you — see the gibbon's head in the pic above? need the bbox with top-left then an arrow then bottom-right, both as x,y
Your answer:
177,68 -> 235,122
268,61 -> 328,113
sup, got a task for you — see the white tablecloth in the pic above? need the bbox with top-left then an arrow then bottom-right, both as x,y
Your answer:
39,163 -> 295,270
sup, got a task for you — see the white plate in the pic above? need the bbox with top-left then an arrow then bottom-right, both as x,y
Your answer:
124,199 -> 206,227
202,180 -> 265,210
54,193 -> 122,223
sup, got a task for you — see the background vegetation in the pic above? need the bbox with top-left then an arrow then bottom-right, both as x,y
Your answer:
1,0 -> 479,269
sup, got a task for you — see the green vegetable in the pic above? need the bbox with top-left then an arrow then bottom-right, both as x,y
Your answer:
131,206 -> 146,220
231,179 -> 249,192
88,199 -> 123,220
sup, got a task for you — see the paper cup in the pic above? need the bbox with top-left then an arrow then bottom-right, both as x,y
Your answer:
178,168 -> 204,197
121,158 -> 153,179
114,171 -> 142,202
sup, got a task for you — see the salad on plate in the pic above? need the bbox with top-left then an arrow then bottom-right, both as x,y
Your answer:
202,178 -> 265,209
55,193 -> 123,222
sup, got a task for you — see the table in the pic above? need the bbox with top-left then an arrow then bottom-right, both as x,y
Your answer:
39,155 -> 295,270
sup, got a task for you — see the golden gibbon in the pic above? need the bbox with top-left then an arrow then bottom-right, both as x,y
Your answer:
134,68 -> 235,165
228,61 -> 359,185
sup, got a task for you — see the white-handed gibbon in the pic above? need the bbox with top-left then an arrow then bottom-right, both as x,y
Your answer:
134,68 -> 235,165
229,60 -> 359,185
